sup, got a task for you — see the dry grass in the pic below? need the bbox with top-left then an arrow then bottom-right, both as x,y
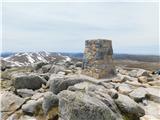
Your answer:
114,60 -> 160,71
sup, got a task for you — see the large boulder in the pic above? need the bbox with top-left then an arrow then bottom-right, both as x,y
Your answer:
115,94 -> 145,120
58,90 -> 123,120
13,75 -> 47,90
49,75 -> 86,94
1,91 -> 25,119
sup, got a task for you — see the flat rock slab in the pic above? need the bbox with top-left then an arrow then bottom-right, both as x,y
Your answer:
145,87 -> 160,103
129,87 -> 147,102
1,91 -> 25,113
1,91 -> 25,119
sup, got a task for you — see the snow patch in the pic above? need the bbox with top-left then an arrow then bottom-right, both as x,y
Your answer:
26,54 -> 35,63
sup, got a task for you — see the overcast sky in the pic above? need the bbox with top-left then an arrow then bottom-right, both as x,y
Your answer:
1,1 -> 159,55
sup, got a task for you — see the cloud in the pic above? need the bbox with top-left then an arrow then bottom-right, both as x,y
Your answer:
2,2 -> 159,55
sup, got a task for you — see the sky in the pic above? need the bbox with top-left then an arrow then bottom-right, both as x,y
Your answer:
1,1 -> 159,55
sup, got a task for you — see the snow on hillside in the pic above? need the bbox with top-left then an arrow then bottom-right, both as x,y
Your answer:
1,52 -> 71,67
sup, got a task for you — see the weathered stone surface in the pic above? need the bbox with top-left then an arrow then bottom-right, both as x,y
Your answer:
115,94 -> 145,120
42,92 -> 59,114
31,92 -> 45,100
124,75 -> 138,81
17,89 -> 36,98
75,61 -> 83,67
129,87 -> 147,102
1,91 -> 25,113
49,75 -> 85,94
137,69 -> 149,77
39,73 -> 50,81
22,98 -> 43,115
82,39 -> 115,79
138,76 -> 148,83
41,64 -> 52,73
6,112 -> 37,120
140,115 -> 159,120
148,80 -> 160,86
34,61 -> 48,70
13,75 -> 47,90
1,91 -> 25,119
128,70 -> 138,77
145,87 -> 160,103
58,90 -> 123,120
49,65 -> 65,74
139,101 -> 160,119
117,84 -> 132,95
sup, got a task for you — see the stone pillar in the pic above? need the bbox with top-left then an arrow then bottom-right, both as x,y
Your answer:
82,39 -> 116,79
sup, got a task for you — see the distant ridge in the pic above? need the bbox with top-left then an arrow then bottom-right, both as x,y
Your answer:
1,52 -> 159,63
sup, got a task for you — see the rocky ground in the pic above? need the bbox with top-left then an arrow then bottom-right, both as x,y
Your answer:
0,59 -> 160,120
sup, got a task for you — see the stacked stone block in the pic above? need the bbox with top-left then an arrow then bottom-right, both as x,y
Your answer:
82,39 -> 115,79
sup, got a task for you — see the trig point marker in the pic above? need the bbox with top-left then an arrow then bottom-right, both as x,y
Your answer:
82,39 -> 116,79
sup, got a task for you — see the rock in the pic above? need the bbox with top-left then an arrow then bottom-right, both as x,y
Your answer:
49,75 -> 85,94
1,91 -> 25,119
128,70 -> 138,77
116,73 -> 125,81
124,75 -> 138,82
40,74 -> 50,81
41,64 -> 52,73
58,90 -> 123,120
147,77 -> 154,82
42,92 -> 59,120
42,92 -> 59,114
145,87 -> 160,103
34,61 -> 48,70
138,76 -> 148,83
6,111 -> 37,120
129,87 -> 147,102
75,61 -> 82,67
65,61 -> 74,67
112,78 -> 125,83
140,115 -> 159,120
49,65 -> 65,74
63,69 -> 73,75
57,71 -> 66,75
139,100 -> 160,119
117,83 -> 132,95
19,115 -> 37,120
137,69 -> 149,77
1,91 -> 25,112
148,80 -> 160,86
115,94 -> 145,120
17,89 -> 36,98
154,69 -> 160,75
13,75 -> 47,90
31,92 -> 45,100
118,69 -> 128,75
22,98 -> 43,115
